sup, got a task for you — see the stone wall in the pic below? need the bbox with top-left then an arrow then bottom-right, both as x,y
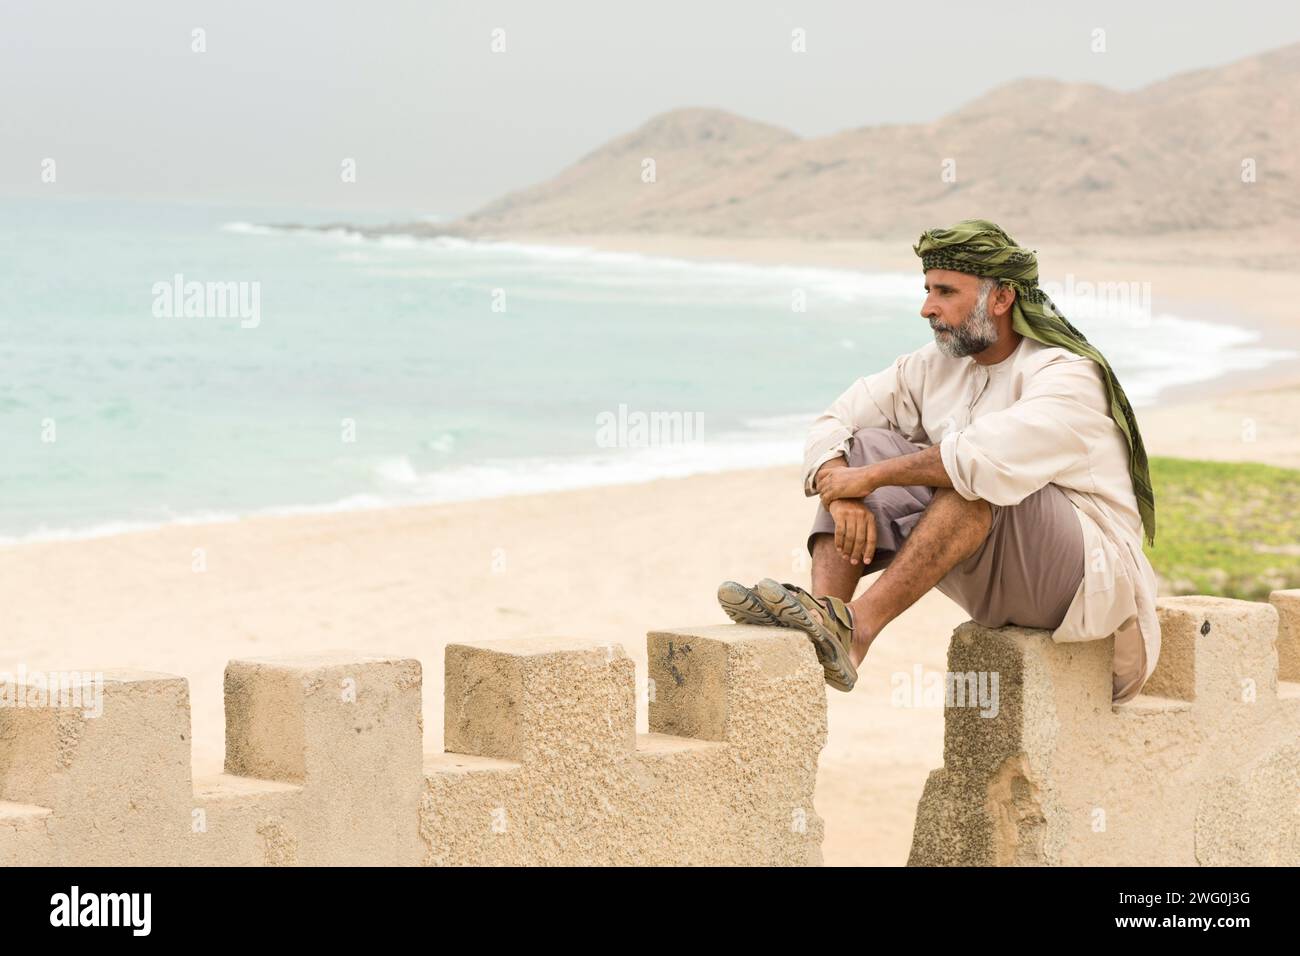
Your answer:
7,588 -> 1294,866
0,626 -> 827,866
909,589 -> 1300,865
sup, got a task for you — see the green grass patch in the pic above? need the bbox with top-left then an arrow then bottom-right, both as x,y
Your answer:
1144,456 -> 1300,601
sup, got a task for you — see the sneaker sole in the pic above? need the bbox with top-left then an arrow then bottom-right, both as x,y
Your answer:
754,578 -> 857,692
717,581 -> 785,627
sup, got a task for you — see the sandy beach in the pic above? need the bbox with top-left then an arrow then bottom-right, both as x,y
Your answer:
4,235 -> 1297,866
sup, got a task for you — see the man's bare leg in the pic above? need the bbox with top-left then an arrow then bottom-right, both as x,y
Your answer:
813,488 -> 992,667
809,532 -> 865,603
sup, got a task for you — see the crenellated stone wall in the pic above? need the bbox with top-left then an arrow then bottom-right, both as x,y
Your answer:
6,589 -> 1295,866
0,627 -> 827,866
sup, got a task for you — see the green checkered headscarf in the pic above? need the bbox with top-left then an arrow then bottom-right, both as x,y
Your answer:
914,219 -> 1155,545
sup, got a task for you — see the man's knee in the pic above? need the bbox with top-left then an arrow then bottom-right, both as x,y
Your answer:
851,426 -> 898,442
928,487 -> 994,538
809,530 -> 833,558
848,426 -> 919,467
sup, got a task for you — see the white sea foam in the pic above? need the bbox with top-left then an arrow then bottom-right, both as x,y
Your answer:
0,423 -> 810,547
220,221 -> 277,236
0,510 -> 243,547
227,221 -> 921,303
373,456 -> 421,484
1056,310 -> 1297,407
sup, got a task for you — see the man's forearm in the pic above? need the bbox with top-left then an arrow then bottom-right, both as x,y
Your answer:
866,443 -> 953,490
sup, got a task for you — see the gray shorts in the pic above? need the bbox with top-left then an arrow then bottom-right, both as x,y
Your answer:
808,427 -> 1085,630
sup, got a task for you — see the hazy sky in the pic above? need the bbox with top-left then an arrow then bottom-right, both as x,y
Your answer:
3,0 -> 1297,218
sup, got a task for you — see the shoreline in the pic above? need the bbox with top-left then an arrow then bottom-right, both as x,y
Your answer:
3,378 -> 1290,550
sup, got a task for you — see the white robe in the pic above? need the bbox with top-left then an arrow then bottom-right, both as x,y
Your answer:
802,335 -> 1159,702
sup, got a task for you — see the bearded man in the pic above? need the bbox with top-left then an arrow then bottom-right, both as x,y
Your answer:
718,219 -> 1160,704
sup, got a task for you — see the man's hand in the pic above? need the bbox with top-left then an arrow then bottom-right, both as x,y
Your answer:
813,455 -> 848,493
829,499 -> 876,566
818,465 -> 877,509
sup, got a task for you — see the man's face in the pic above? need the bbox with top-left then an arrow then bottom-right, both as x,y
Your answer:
920,269 -> 999,358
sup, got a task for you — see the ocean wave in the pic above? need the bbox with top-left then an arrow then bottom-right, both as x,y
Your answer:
220,221 -> 277,236
225,221 -> 921,303
0,425 -> 809,548
0,510 -> 243,547
1080,313 -> 1298,406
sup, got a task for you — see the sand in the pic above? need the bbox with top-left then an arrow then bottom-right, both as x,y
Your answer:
3,234 -> 1297,866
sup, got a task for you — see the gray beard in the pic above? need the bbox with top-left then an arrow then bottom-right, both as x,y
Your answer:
932,293 -> 998,358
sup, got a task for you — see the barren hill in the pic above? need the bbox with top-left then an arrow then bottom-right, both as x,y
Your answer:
430,42 -> 1299,241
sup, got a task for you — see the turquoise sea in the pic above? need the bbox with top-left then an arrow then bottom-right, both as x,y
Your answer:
1,197 -> 1292,542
